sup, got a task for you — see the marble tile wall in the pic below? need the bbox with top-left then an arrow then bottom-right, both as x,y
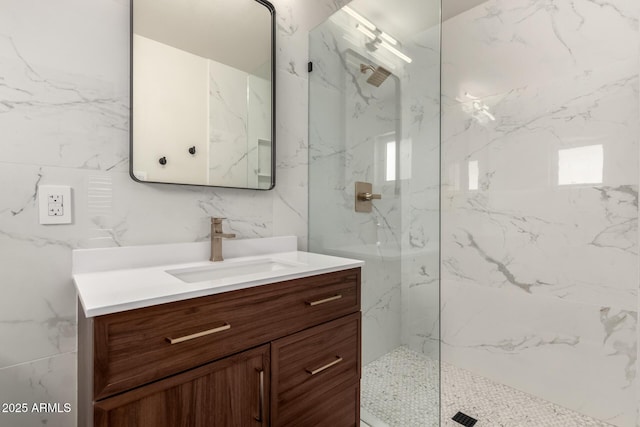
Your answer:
0,0 -> 347,425
441,0 -> 639,425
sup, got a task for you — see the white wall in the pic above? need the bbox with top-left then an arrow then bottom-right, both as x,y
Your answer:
441,0 -> 639,425
0,0 -> 350,426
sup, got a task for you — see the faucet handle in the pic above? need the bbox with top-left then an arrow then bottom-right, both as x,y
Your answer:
214,233 -> 236,239
211,217 -> 235,239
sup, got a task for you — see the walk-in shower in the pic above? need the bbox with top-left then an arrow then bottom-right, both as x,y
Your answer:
311,0 -> 639,426
308,1 -> 441,425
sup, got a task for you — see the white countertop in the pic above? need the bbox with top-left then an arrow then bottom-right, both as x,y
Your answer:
73,237 -> 364,318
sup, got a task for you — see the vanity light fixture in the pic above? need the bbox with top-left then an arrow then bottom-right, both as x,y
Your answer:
343,6 -> 376,31
378,32 -> 398,46
356,23 -> 377,39
379,40 -> 412,63
344,6 -> 398,46
350,8 -> 412,64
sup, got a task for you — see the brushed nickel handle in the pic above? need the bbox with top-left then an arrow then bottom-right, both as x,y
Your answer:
357,192 -> 382,201
255,369 -> 265,423
165,323 -> 231,344
306,294 -> 343,306
306,356 -> 343,375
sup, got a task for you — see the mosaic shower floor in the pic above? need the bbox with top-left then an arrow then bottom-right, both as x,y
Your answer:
361,346 -> 613,427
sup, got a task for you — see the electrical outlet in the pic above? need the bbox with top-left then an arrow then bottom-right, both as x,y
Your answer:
48,205 -> 63,216
39,185 -> 72,225
48,194 -> 63,204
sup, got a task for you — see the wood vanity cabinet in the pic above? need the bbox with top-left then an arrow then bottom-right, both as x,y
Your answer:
78,267 -> 361,427
94,345 -> 270,427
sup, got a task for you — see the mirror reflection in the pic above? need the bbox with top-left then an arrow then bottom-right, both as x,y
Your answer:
131,0 -> 275,189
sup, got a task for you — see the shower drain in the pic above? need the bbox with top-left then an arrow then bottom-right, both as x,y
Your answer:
452,411 -> 478,426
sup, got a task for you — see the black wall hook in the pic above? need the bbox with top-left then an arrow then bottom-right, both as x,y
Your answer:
188,146 -> 196,155
159,156 -> 167,165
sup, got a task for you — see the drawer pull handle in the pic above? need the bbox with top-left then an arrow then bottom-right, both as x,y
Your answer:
255,369 -> 265,423
306,356 -> 343,375
165,323 -> 231,344
306,294 -> 343,306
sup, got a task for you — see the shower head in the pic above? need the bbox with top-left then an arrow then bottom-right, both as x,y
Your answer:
360,64 -> 391,87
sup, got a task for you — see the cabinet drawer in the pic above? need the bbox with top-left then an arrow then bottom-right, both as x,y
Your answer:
271,313 -> 361,424
93,268 -> 360,399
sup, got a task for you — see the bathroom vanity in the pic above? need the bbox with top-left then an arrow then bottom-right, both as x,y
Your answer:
74,237 -> 363,426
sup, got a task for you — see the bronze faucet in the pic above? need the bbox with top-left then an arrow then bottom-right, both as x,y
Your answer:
210,217 -> 236,262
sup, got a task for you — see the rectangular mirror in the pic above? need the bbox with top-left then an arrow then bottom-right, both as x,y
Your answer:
130,0 -> 275,189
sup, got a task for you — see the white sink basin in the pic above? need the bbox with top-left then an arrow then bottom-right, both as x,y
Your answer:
166,258 -> 305,283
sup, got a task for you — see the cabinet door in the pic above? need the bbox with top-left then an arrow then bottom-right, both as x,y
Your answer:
94,345 -> 269,427
271,313 -> 361,427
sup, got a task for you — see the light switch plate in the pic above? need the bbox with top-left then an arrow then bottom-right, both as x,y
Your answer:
38,185 -> 72,224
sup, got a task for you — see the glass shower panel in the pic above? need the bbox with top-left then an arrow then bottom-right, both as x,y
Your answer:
309,1 -> 441,425
323,46 -> 402,364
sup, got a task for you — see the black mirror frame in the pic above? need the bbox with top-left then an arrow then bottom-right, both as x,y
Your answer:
129,0 -> 276,190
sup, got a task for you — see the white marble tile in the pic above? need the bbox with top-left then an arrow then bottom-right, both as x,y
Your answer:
442,61 -> 639,190
0,0 -> 129,172
0,352 -> 76,427
281,0 -> 352,33
275,70 -> 309,188
442,0 -> 639,100
360,256 -> 402,364
273,2 -> 309,79
272,0 -> 353,78
273,183 -> 308,250
442,187 -> 637,310
0,235 -> 76,369
402,251 -> 440,359
308,21 -> 345,94
0,0 -> 129,79
0,165 -> 87,368
442,1 -> 638,424
441,281 -> 636,426
0,164 -> 275,250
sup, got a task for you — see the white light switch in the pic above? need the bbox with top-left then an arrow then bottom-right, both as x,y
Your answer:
38,185 -> 72,224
